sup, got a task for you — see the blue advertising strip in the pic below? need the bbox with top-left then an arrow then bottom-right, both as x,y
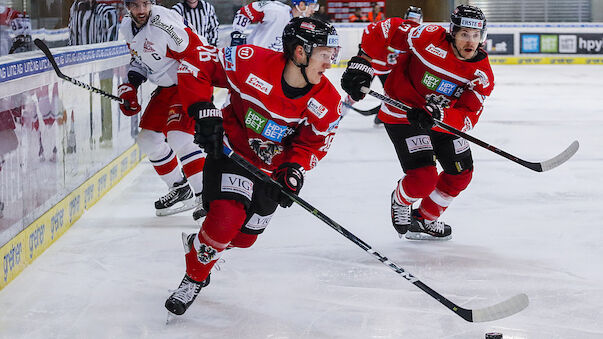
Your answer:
0,44 -> 129,83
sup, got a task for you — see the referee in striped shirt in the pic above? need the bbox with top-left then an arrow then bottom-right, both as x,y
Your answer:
171,0 -> 219,47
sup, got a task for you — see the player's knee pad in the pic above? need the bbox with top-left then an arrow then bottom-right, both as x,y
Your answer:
438,168 -> 473,197
136,129 -> 170,160
229,232 -> 258,249
403,166 -> 439,198
202,200 -> 247,244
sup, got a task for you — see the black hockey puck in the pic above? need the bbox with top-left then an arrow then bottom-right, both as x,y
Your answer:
485,333 -> 503,339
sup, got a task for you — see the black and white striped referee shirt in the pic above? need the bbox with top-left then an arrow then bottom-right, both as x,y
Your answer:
171,1 -> 219,46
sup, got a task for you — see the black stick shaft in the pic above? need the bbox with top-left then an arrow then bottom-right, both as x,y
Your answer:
34,38 -> 127,106
222,145 -> 476,321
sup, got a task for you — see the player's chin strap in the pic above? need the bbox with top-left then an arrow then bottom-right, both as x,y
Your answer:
291,51 -> 312,85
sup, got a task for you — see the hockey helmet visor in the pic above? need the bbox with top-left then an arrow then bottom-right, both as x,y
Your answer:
450,5 -> 487,44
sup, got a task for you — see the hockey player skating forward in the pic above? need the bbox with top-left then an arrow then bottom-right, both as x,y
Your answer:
230,0 -> 319,52
368,6 -> 423,125
164,17 -> 342,315
119,0 -> 208,220
341,5 -> 494,240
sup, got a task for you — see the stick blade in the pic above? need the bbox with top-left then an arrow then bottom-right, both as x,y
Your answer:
538,140 -> 579,172
470,293 -> 529,322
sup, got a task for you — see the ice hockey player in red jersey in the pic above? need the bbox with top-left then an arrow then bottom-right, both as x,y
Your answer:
341,5 -> 494,240
164,17 -> 342,315
230,0 -> 319,52
118,0 -> 209,220
367,6 -> 423,125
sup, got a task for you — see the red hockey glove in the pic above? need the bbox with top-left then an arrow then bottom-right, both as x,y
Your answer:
117,83 -> 141,116
268,163 -> 305,208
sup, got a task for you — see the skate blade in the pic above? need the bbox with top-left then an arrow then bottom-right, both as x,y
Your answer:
405,231 -> 452,241
155,198 -> 197,216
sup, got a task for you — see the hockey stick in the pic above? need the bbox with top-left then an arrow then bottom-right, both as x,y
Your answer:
33,38 -> 128,107
223,145 -> 529,322
342,101 -> 381,116
362,87 -> 579,172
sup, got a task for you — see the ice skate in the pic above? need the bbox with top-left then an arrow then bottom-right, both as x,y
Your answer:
164,273 -> 210,316
155,178 -> 196,216
391,192 -> 412,237
405,210 -> 452,241
192,194 -> 207,222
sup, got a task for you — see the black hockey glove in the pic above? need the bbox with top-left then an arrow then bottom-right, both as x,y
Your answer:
406,102 -> 443,130
189,102 -> 224,159
268,163 -> 305,208
341,56 -> 374,102
230,31 -> 247,46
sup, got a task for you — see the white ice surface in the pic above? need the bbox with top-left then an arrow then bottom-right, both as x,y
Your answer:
1,66 -> 602,339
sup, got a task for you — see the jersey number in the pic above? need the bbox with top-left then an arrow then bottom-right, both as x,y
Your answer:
197,45 -> 219,62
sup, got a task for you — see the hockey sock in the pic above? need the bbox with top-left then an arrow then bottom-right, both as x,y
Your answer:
418,169 -> 473,220
167,130 -> 206,194
229,232 -> 258,249
185,200 -> 246,281
394,166 -> 438,205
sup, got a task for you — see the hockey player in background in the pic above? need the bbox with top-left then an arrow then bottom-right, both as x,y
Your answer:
164,17 -> 343,315
230,0 -> 319,52
367,5 -> 423,125
118,0 -> 208,220
341,5 -> 494,240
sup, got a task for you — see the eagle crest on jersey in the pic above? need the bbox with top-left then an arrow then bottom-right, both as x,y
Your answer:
249,138 -> 283,165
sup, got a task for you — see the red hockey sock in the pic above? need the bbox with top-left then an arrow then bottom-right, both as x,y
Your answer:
418,169 -> 473,220
395,166 -> 438,205
229,232 -> 258,249
185,200 -> 246,281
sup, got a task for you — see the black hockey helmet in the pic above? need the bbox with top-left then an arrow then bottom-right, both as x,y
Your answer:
404,6 -> 423,23
449,4 -> 487,44
282,17 -> 341,65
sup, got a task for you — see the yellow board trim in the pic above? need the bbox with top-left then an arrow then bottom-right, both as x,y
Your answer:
0,144 -> 142,291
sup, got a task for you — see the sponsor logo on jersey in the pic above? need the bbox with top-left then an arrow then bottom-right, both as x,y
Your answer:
244,6 -> 255,20
262,120 -> 289,142
309,154 -> 319,169
425,25 -> 439,32
462,116 -> 474,132
221,173 -> 254,200
453,138 -> 470,154
249,138 -> 283,165
472,69 -> 490,88
238,46 -> 254,59
178,60 -> 200,77
381,19 -> 391,38
143,39 -> 155,53
245,108 -> 292,142
224,47 -> 237,71
150,15 -> 184,46
300,22 -> 316,31
245,73 -> 273,94
196,243 -> 218,264
421,71 -> 458,97
460,17 -> 484,29
426,43 -> 448,58
411,25 -> 427,38
406,135 -> 433,153
244,213 -> 274,231
307,98 -> 328,119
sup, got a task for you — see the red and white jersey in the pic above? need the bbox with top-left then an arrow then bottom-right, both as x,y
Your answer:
232,1 -> 292,52
119,5 -> 207,87
177,44 -> 342,172
362,23 -> 494,133
362,17 -> 419,75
